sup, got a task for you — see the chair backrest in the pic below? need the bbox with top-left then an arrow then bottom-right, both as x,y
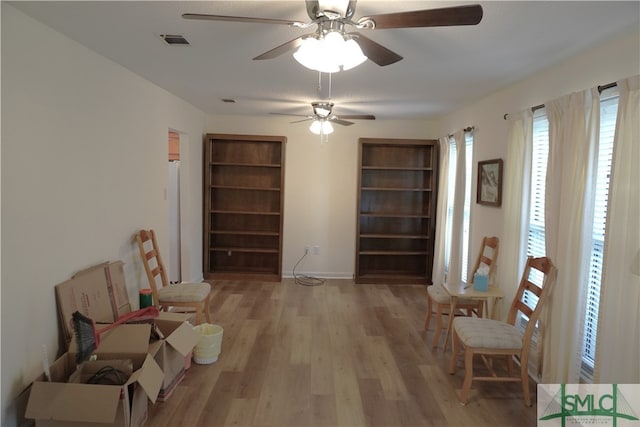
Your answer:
135,229 -> 169,307
506,256 -> 557,341
468,236 -> 500,283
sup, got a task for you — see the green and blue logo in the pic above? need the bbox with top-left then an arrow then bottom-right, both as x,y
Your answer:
538,384 -> 639,426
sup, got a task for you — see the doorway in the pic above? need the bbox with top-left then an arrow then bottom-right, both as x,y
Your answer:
168,130 -> 181,283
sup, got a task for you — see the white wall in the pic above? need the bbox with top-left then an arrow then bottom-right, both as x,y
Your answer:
205,116 -> 440,278
439,28 -> 640,308
1,5 -> 206,426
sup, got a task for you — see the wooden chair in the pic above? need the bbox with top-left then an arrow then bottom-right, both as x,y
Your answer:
424,236 -> 499,348
135,229 -> 212,325
448,256 -> 557,406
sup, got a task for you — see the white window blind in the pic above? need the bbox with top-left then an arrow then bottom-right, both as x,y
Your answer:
461,133 -> 473,281
444,138 -> 457,274
523,113 -> 549,312
528,113 -> 549,260
581,94 -> 618,377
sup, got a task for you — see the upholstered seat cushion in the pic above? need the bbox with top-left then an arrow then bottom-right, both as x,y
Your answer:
427,284 -> 479,305
453,317 -> 523,349
158,282 -> 211,303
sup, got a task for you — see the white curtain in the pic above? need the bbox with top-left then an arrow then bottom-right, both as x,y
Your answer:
594,76 -> 640,383
432,136 -> 452,285
542,88 -> 599,383
498,111 -> 533,316
448,131 -> 467,285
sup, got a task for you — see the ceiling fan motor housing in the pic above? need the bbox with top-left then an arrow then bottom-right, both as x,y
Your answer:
312,101 -> 334,118
306,0 -> 357,20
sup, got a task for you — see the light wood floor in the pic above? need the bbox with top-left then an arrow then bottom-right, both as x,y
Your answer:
147,279 -> 536,426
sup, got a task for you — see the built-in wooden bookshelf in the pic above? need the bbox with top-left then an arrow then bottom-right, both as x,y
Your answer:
355,138 -> 438,284
203,134 -> 285,281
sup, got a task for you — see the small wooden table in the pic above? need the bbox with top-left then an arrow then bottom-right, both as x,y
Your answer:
441,281 -> 504,351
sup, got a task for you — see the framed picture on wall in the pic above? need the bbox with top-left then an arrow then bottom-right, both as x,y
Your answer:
477,158 -> 503,207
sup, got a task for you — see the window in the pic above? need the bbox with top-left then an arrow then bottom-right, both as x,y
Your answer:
461,133 -> 473,281
444,134 -> 472,282
444,138 -> 457,274
581,94 -> 618,378
523,112 -> 549,312
522,93 -> 619,380
528,113 -> 549,260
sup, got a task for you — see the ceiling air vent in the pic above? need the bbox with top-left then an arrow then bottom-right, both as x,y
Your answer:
159,34 -> 190,45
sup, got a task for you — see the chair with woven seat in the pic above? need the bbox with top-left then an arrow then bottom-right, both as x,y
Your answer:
448,256 -> 557,406
135,229 -> 212,325
424,236 -> 499,349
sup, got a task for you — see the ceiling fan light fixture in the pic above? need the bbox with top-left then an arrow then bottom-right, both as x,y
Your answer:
323,30 -> 344,51
309,119 -> 334,135
293,36 -> 340,73
293,30 -> 367,73
341,38 -> 367,70
309,119 -> 323,134
322,120 -> 334,134
293,36 -> 319,70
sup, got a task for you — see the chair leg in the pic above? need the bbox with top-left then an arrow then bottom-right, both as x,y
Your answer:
194,306 -> 202,325
449,328 -> 459,374
477,301 -> 485,318
460,348 -> 474,405
506,355 -> 514,376
521,358 -> 531,406
432,303 -> 443,348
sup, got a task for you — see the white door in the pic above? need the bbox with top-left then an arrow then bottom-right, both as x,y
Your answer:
168,160 -> 181,283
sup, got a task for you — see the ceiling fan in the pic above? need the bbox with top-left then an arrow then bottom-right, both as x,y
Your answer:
182,1 -> 483,68
271,101 -> 375,134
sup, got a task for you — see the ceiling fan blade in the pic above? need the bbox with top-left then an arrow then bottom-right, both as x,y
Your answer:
270,112 -> 311,118
350,33 -> 402,66
330,118 -> 355,126
291,118 -> 314,124
182,13 -> 305,27
362,4 -> 483,29
338,114 -> 376,120
254,35 -> 308,60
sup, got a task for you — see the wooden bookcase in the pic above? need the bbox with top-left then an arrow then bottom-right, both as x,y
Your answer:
203,134 -> 285,281
355,138 -> 438,284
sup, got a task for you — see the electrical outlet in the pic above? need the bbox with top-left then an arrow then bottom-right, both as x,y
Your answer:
304,246 -> 310,255
313,245 -> 320,255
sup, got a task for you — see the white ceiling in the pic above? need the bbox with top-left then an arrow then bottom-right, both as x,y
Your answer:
10,1 -> 640,120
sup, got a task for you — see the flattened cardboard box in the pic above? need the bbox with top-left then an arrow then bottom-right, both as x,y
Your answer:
56,261 -> 132,346
105,261 -> 132,317
25,351 -> 162,427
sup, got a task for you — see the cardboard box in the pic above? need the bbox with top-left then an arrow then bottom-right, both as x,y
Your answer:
68,324 -> 154,368
148,313 -> 200,401
56,261 -> 132,346
68,315 -> 198,402
25,352 -> 162,427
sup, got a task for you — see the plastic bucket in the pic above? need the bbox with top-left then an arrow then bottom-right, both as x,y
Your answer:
192,324 -> 223,365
